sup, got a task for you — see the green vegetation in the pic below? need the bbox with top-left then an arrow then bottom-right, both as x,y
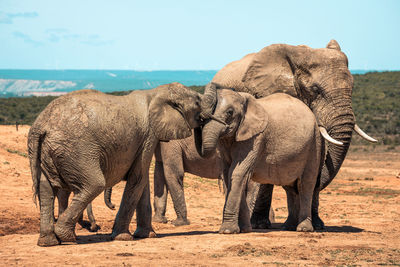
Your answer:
0,72 -> 399,145
6,148 -> 28,158
352,71 -> 400,145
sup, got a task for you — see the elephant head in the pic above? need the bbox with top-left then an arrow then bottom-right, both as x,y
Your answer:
212,40 -> 377,189
195,89 -> 267,158
149,82 -> 220,141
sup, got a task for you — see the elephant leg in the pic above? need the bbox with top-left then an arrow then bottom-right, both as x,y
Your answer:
282,186 -> 299,231
311,188 -> 325,230
250,183 -> 274,229
112,149 -> 155,241
296,166 -> 318,232
219,172 -> 248,234
59,191 -> 92,232
134,181 -> 156,238
238,188 -> 251,233
77,210 -> 86,229
57,189 -> 70,217
162,150 -> 189,226
153,160 -> 168,223
54,165 -> 105,243
37,174 -> 60,247
86,202 -> 100,232
219,145 -> 258,235
168,176 -> 189,226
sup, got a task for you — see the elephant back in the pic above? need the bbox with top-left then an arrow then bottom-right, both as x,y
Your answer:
212,53 -> 256,92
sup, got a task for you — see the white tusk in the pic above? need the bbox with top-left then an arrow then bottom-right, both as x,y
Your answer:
354,124 -> 378,143
319,127 -> 344,146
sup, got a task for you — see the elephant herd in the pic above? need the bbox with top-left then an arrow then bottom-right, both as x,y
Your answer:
27,40 -> 377,247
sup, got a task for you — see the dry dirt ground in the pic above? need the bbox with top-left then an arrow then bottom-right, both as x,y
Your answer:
0,125 -> 399,266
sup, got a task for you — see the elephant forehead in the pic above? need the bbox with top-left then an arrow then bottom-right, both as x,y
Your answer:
312,48 -> 348,66
218,90 -> 242,106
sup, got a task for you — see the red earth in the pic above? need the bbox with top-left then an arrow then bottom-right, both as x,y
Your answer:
0,125 -> 399,266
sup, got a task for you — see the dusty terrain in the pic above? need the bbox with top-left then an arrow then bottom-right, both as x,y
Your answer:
0,125 -> 399,266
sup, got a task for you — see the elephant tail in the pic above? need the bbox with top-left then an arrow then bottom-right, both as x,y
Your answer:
27,128 -> 46,205
104,188 -> 116,210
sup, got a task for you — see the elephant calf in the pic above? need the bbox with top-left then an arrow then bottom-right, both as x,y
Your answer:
197,89 -> 325,234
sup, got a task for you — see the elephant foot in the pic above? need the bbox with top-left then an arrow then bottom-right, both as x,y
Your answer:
239,219 -> 252,233
89,223 -> 100,232
37,232 -> 60,247
312,215 -> 325,230
251,217 -> 271,229
240,225 -> 252,233
134,227 -> 157,238
282,218 -> 297,231
152,214 -> 168,224
172,218 -> 190,226
219,222 -> 240,234
54,223 -> 76,243
296,217 -> 314,232
77,218 -> 100,232
112,232 -> 134,241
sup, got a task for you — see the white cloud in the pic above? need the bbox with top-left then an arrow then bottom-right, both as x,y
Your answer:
0,12 -> 38,24
12,31 -> 43,46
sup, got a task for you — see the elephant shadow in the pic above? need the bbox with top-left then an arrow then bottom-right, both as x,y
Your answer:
74,234 -> 113,245
253,223 -> 364,233
67,226 -> 365,245
156,230 -> 216,238
71,231 -> 216,245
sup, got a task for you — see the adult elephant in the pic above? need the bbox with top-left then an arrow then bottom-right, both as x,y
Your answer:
28,82 -> 219,246
212,40 -> 377,229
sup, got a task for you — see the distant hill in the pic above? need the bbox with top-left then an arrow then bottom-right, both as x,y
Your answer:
0,72 -> 399,145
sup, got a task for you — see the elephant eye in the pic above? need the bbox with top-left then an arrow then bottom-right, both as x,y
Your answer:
312,85 -> 320,92
172,102 -> 181,109
226,109 -> 233,117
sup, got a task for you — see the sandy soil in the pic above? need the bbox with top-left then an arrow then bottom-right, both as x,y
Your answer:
0,125 -> 399,266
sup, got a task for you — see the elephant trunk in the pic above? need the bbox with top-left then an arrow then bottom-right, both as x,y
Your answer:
199,83 -> 218,120
195,120 -> 226,158
313,89 -> 355,190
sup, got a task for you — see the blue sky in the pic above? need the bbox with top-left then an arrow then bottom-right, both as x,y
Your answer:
0,0 -> 399,70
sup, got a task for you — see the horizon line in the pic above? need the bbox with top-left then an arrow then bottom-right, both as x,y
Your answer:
0,68 -> 399,72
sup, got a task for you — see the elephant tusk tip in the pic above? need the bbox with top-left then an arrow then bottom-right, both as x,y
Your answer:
354,124 -> 378,143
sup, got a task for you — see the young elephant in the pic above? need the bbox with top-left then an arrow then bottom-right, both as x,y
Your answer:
197,89 -> 324,233
28,82 -> 219,246
153,137 -> 275,226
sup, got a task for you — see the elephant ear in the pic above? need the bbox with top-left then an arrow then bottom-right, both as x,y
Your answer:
326,39 -> 341,51
236,93 -> 267,142
242,44 -> 309,98
149,83 -> 193,141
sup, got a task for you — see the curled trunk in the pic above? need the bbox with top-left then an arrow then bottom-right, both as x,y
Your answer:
200,83 -> 218,119
195,121 -> 226,158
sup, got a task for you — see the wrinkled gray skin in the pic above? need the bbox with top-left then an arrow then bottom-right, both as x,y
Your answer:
152,136 -> 276,226
212,40 -> 363,229
28,82 -> 214,247
57,189 -> 115,232
197,90 -> 322,234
